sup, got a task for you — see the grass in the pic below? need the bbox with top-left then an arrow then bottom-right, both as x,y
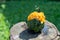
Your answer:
0,1 -> 60,40
0,4 -> 10,40
4,1 -> 60,30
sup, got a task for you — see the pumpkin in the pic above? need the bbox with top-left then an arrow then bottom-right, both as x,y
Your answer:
27,9 -> 46,33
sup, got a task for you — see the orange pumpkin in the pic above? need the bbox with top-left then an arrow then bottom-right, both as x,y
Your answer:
27,11 -> 45,24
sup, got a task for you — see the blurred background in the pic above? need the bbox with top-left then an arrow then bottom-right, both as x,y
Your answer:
0,0 -> 60,40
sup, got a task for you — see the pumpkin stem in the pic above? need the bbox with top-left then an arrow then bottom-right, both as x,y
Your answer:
35,7 -> 41,12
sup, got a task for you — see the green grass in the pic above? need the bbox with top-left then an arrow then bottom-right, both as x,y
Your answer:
0,4 -> 10,40
4,1 -> 60,30
0,1 -> 60,40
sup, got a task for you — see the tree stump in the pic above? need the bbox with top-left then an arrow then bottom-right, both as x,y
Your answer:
10,20 -> 60,40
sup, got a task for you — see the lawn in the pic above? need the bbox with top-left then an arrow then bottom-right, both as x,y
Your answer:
0,0 -> 60,40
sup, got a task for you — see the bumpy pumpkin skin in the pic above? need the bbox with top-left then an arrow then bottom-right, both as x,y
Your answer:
27,10 -> 45,33
27,19 -> 44,33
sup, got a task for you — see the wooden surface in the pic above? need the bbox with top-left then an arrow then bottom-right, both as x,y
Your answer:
10,20 -> 60,40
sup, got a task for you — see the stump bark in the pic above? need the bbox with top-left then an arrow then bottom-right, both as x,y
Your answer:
10,20 -> 60,40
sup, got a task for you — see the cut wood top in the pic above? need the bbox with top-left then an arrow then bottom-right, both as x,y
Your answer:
10,20 -> 60,40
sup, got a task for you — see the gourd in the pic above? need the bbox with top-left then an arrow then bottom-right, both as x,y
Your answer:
27,8 -> 45,33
